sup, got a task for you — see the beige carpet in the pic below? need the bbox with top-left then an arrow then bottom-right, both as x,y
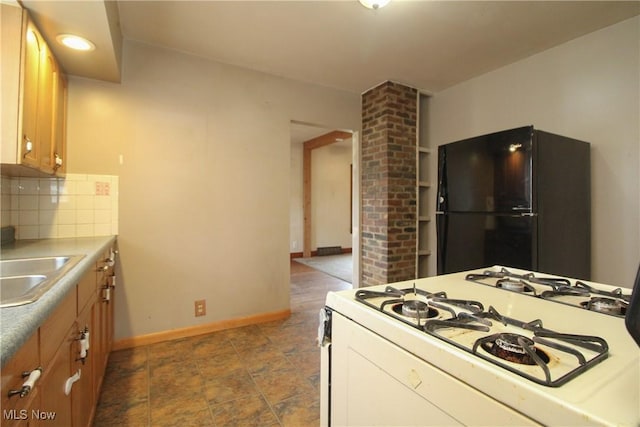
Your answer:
293,253 -> 353,283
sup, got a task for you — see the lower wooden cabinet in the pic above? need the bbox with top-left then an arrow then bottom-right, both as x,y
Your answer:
1,332 -> 41,427
71,302 -> 95,427
1,246 -> 116,427
38,323 -> 75,427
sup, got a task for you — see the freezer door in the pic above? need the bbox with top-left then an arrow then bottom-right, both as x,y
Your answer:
437,213 -> 537,274
437,126 -> 533,213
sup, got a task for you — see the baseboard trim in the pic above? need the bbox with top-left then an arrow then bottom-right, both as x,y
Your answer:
290,247 -> 352,259
111,308 -> 291,351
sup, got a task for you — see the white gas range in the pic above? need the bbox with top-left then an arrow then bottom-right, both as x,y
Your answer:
319,266 -> 639,426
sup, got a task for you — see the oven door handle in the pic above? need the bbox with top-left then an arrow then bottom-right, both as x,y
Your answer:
318,308 -> 332,347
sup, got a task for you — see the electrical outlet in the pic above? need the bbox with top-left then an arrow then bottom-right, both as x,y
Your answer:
194,299 -> 206,317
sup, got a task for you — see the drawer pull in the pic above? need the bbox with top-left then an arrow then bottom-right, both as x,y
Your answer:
76,327 -> 90,363
64,370 -> 81,396
8,367 -> 42,398
103,286 -> 111,302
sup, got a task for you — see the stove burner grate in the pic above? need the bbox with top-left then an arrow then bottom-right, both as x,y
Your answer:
355,285 -> 484,329
424,306 -> 609,387
467,268 -> 632,317
576,281 -> 632,302
466,267 -> 570,291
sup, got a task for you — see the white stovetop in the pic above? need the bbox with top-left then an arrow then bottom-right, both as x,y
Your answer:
325,267 -> 639,426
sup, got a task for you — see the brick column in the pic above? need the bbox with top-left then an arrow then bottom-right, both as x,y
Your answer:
361,81 -> 417,287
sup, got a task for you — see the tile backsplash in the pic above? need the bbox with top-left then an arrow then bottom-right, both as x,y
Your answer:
1,174 -> 118,239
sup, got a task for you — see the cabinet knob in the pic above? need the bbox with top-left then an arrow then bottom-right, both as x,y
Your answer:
8,367 -> 42,398
53,153 -> 63,170
23,137 -> 33,158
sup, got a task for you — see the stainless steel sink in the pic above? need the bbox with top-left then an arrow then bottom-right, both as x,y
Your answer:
0,255 -> 84,307
1,256 -> 74,276
1,275 -> 48,300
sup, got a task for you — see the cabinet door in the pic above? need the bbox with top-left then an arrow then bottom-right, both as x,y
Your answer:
1,331 -> 41,427
94,272 -> 115,394
1,4 -> 23,162
35,43 -> 56,174
72,304 -> 95,427
52,68 -> 67,175
20,19 -> 43,168
1,388 -> 41,427
38,324 -> 75,427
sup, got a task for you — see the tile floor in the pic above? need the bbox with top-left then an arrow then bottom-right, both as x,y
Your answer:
93,260 -> 352,426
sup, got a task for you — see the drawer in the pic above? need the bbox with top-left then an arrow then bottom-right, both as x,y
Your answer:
77,270 -> 97,314
40,288 -> 76,367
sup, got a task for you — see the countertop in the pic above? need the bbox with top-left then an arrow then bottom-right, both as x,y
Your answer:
0,236 -> 117,368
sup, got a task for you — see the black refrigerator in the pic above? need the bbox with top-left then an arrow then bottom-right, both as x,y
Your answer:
436,125 -> 591,279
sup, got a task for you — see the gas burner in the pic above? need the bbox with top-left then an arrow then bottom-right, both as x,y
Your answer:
496,278 -> 534,293
393,300 -> 439,319
480,333 -> 550,365
582,297 -> 627,316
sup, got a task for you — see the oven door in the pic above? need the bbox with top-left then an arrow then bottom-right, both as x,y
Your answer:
319,308 -> 332,427
328,311 -> 540,426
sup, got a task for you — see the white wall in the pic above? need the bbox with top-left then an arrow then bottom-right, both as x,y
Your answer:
67,40 -> 360,340
311,141 -> 352,250
427,17 -> 640,287
289,141 -> 303,253
289,140 -> 353,254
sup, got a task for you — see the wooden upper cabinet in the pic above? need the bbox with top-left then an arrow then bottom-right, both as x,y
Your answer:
52,66 -> 68,175
20,18 -> 43,169
0,4 -> 67,177
36,40 -> 57,174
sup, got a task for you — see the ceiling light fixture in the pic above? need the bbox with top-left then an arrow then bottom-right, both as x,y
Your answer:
359,0 -> 391,10
56,34 -> 95,51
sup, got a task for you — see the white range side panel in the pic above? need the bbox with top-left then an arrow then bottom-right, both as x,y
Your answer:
330,313 -> 541,426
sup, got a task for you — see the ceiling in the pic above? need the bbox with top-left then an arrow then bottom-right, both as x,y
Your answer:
19,1 -> 640,95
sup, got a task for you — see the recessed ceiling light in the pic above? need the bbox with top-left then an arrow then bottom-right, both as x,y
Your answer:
359,0 -> 391,10
56,34 -> 95,51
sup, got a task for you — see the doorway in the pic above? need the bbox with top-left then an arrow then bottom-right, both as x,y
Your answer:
289,121 -> 359,286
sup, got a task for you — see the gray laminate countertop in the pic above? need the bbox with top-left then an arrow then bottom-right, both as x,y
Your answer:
1,236 -> 117,367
